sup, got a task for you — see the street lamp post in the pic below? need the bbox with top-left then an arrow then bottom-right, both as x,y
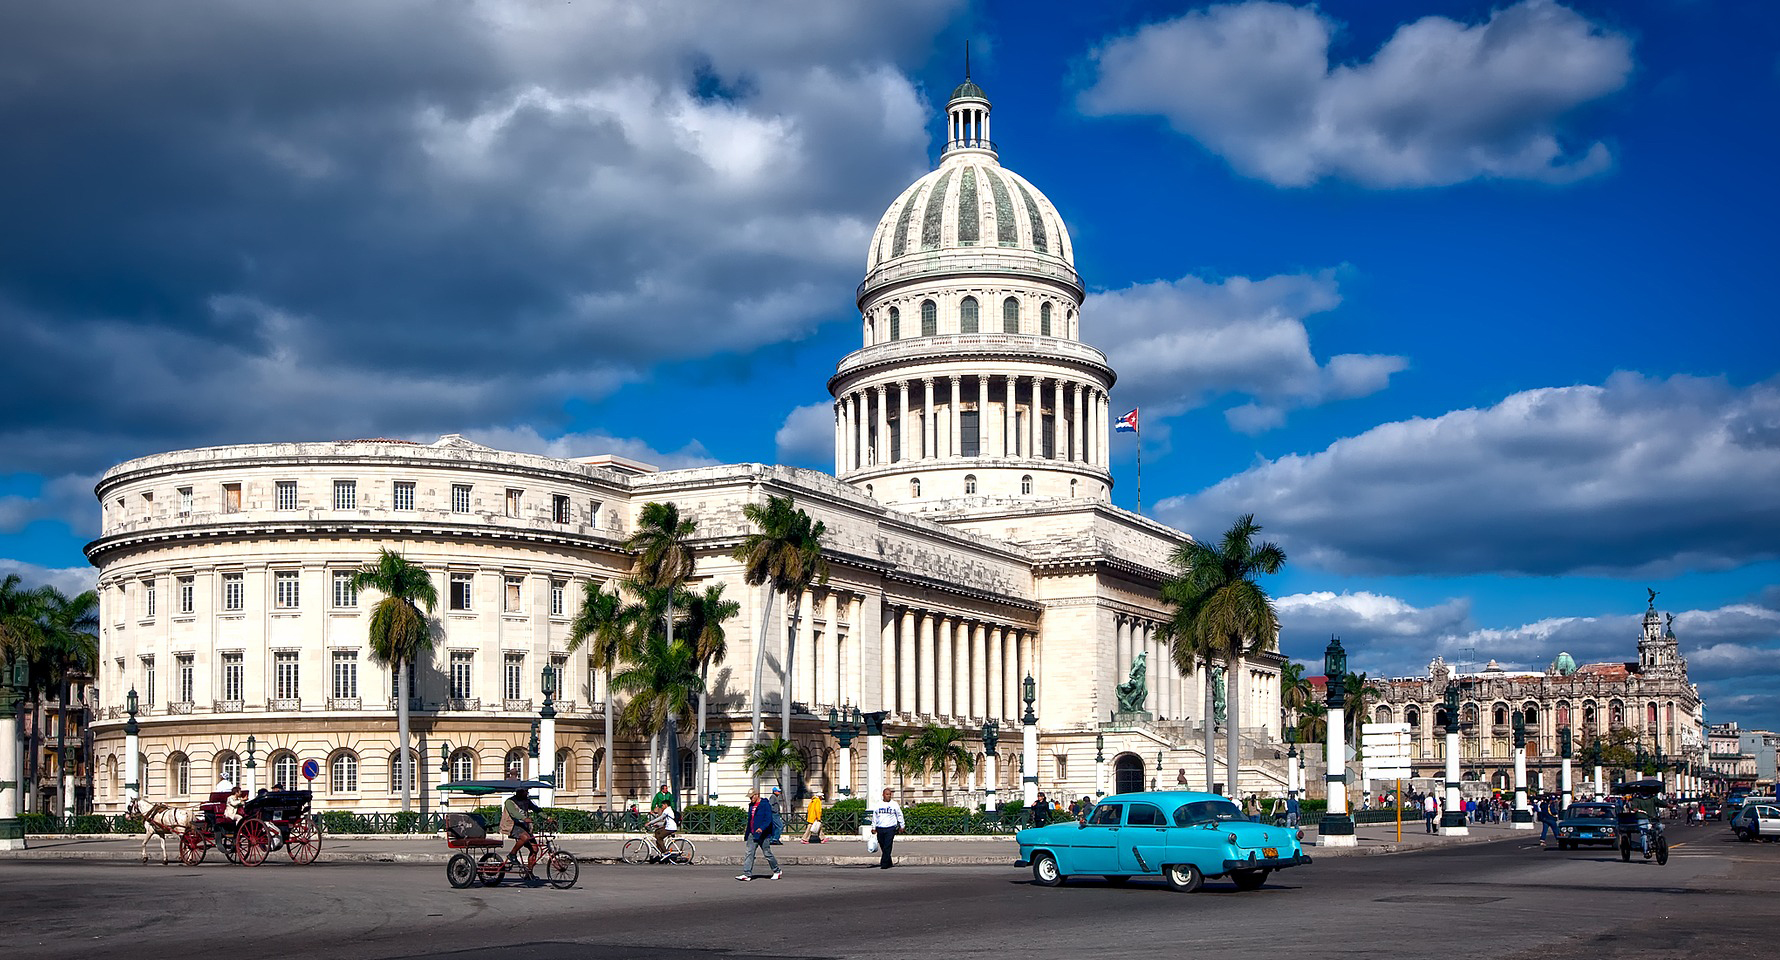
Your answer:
1094,733 -> 1106,799
242,734 -> 258,796
1021,675 -> 1039,807
1319,637 -> 1356,847
698,730 -> 730,803
527,719 -> 540,794
826,707 -> 860,798
538,666 -> 558,807
123,688 -> 141,805
1440,683 -> 1468,836
1560,727 -> 1574,809
1,655 -> 28,849
981,721 -> 999,807
863,711 -> 887,807
1285,726 -> 1299,801
436,740 -> 452,808
1511,713 -> 1533,829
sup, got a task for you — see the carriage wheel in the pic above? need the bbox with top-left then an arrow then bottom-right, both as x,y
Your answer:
286,819 -> 321,864
477,852 -> 507,886
446,853 -> 478,889
238,818 -> 272,866
179,831 -> 208,866
544,851 -> 579,889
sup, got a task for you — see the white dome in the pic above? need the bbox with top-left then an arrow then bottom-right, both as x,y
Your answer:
865,157 -> 1074,275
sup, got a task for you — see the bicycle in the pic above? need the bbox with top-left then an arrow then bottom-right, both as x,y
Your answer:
621,830 -> 696,865
473,819 -> 580,888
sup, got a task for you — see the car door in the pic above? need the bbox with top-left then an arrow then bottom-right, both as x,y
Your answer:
1073,802 -> 1123,874
1117,801 -> 1168,874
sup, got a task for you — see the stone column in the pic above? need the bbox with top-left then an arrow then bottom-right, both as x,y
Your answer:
937,617 -> 955,718
880,612 -> 897,715
1114,616 -> 1127,691
823,592 -> 841,707
970,622 -> 987,720
949,375 -> 963,460
834,401 -> 845,475
1070,384 -> 1082,461
922,378 -> 935,460
799,588 -> 817,706
977,375 -> 989,455
897,380 -> 910,464
1052,379 -> 1066,460
1004,374 -> 1017,457
899,608 -> 917,717
874,385 -> 889,467
919,612 -> 937,717
1024,377 -> 1037,459
1001,628 -> 1017,720
988,625 -> 1004,721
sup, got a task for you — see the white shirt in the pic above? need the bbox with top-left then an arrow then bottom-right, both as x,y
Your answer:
871,799 -> 905,830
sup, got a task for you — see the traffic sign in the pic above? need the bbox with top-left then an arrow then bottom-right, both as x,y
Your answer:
1361,721 -> 1412,780
301,758 -> 319,782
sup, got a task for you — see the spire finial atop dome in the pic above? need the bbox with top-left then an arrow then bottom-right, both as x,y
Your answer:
944,51 -> 993,159
965,39 -> 970,81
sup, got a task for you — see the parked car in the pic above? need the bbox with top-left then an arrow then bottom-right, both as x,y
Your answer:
1723,791 -> 1751,821
1014,791 -> 1310,892
1731,803 -> 1780,841
1555,802 -> 1621,849
1699,798 -> 1722,820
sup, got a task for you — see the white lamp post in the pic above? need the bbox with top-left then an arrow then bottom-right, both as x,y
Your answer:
1560,726 -> 1574,809
982,721 -> 999,807
123,687 -> 141,806
863,711 -> 886,806
826,707 -> 860,798
1318,637 -> 1356,847
1094,733 -> 1106,798
1511,713 -> 1533,829
1020,675 -> 1038,806
1,655 -> 28,849
1440,683 -> 1468,836
538,666 -> 558,808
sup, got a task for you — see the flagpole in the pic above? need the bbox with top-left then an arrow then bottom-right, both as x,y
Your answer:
1135,427 -> 1142,515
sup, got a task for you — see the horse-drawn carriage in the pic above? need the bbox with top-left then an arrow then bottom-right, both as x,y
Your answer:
178,789 -> 322,866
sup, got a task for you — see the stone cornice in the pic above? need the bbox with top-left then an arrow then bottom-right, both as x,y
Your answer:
828,334 -> 1115,395
85,518 -> 631,565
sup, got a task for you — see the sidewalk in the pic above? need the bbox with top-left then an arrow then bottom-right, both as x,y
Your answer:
0,822 -> 1525,865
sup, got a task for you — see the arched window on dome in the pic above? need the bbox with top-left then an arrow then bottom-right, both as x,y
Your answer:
1069,478 -> 1077,497
1002,297 -> 1019,333
921,300 -> 937,337
888,306 -> 901,341
1067,308 -> 1076,338
960,297 -> 978,334
1020,475 -> 1032,495
963,475 -> 977,495
1040,302 -> 1052,336
865,484 -> 874,499
910,478 -> 921,498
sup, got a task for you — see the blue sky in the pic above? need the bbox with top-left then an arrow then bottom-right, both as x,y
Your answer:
2,1 -> 1777,725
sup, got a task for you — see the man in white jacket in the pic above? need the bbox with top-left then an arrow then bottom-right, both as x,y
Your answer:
871,787 -> 905,870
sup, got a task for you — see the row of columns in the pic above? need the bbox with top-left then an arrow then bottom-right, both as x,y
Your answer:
880,606 -> 1034,724
835,375 -> 1109,473
788,590 -> 866,713
949,104 -> 988,147
1114,615 -> 1188,719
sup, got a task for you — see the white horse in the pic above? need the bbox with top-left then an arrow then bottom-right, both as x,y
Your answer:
124,797 -> 198,864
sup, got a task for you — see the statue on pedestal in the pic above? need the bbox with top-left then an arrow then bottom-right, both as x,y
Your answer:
1115,651 -> 1148,714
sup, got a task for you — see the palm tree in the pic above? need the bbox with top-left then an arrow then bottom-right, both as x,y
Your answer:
38,587 -> 96,815
883,733 -> 925,797
1279,661 -> 1312,730
1296,702 -> 1329,743
1158,514 -> 1285,797
734,495 -> 829,794
626,502 -> 696,590
679,583 -> 739,801
1343,671 -> 1384,743
610,623 -> 705,784
742,737 -> 807,784
351,549 -> 438,813
567,582 -> 635,811
915,725 -> 975,806
0,574 -> 44,664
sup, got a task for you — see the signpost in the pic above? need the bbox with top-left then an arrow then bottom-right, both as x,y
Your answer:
301,758 -> 319,784
1362,722 -> 1412,841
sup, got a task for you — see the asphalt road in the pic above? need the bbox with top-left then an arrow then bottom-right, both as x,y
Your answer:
5,821 -> 1775,960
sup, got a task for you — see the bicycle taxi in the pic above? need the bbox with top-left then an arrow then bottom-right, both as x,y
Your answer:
1615,778 -> 1670,865
438,779 -> 579,889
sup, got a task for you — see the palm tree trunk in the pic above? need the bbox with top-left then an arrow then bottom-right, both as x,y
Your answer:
603,672 -> 615,812
1226,654 -> 1242,800
1204,660 -> 1217,793
749,586 -> 777,787
397,658 -> 412,813
780,592 -> 800,800
697,679 -> 708,805
56,677 -> 69,817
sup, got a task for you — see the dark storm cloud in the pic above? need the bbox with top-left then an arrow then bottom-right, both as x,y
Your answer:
0,0 -> 959,473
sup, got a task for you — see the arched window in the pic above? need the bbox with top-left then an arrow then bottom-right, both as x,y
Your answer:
555,749 -> 571,791
271,751 -> 299,791
216,750 -> 240,788
921,299 -> 937,336
888,306 -> 901,341
331,751 -> 359,793
1523,705 -> 1539,726
1002,297 -> 1019,333
1494,706 -> 1507,726
1020,475 -> 1032,494
504,747 -> 528,780
1583,703 -> 1597,727
589,748 -> 604,791
1069,478 -> 1078,496
963,474 -> 977,495
170,752 -> 190,796
1040,302 -> 1052,336
1557,703 -> 1570,726
1405,707 -> 1420,729
1435,708 -> 1449,730
388,749 -> 418,794
1610,702 -> 1624,727
910,478 -> 921,498
960,296 -> 979,333
450,748 -> 476,783
865,483 -> 874,499
1647,703 -> 1658,727
1374,705 -> 1392,723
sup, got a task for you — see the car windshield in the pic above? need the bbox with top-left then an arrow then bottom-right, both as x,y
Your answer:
1566,804 -> 1615,819
1173,800 -> 1244,826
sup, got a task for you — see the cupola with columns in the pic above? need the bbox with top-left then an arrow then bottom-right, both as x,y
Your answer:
830,68 -> 1115,508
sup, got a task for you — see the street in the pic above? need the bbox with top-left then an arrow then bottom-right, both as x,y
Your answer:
4,821 -> 1776,960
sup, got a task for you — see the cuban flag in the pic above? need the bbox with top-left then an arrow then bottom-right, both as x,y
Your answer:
1114,408 -> 1139,433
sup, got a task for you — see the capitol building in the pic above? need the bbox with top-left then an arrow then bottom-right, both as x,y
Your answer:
86,75 -> 1290,814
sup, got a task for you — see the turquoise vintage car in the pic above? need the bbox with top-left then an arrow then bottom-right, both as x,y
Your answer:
1015,791 -> 1310,892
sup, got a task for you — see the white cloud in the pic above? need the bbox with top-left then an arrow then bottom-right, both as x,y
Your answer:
1158,373 -> 1780,577
1088,270 -> 1406,433
1079,0 -> 1632,188
0,559 -> 97,598
774,403 -> 835,467
0,472 -> 100,536
452,426 -> 722,472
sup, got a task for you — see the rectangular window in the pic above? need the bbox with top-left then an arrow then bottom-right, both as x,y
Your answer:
177,486 -> 194,516
273,571 -> 300,610
274,651 -> 300,700
178,576 -> 195,615
551,654 -> 568,696
393,481 -> 415,511
144,581 -> 156,619
222,483 -> 242,513
142,656 -> 156,705
449,573 -> 473,611
332,650 -> 359,700
550,580 -> 566,617
1041,415 -> 1056,458
141,490 -> 154,509
222,573 -> 245,612
503,576 -> 523,613
332,571 -> 358,609
504,488 -> 522,518
177,654 -> 194,703
333,479 -> 357,510
222,652 -> 244,702
276,480 -> 298,510
390,661 -> 415,702
114,584 -> 126,626
504,653 -> 524,701
449,651 -> 473,700
552,494 -> 571,524
451,484 -> 471,513
888,416 -> 901,462
960,410 -> 981,457
588,500 -> 603,529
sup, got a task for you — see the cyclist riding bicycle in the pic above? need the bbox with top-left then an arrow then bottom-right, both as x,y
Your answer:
1618,791 -> 1662,856
645,800 -> 679,861
504,787 -> 544,870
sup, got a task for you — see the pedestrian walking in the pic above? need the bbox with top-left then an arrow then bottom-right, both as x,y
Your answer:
769,786 -> 787,844
871,787 -> 905,870
1423,792 -> 1439,833
1030,792 -> 1051,827
1285,793 -> 1300,828
1538,795 -> 1559,845
802,794 -> 824,843
736,789 -> 781,881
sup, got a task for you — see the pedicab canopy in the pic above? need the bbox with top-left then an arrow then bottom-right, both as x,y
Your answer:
437,780 -> 553,796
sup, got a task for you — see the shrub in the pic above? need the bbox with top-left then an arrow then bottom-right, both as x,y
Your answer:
319,811 -> 371,835
682,803 -> 746,834
824,797 -> 866,834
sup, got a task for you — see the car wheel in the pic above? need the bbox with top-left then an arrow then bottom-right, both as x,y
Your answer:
1230,868 -> 1271,891
1102,875 -> 1131,885
1031,852 -> 1064,887
1736,829 -> 1752,842
1163,863 -> 1204,893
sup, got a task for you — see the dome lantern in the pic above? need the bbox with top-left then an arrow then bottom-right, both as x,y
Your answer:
944,57 -> 994,159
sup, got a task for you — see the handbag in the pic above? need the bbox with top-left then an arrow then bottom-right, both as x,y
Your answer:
862,825 -> 879,854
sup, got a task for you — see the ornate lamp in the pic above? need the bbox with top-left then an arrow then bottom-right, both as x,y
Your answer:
1560,727 -> 1573,759
1442,683 -> 1461,733
438,740 -> 452,773
1324,637 -> 1347,709
1022,674 -> 1037,725
1095,732 -> 1105,763
981,720 -> 999,757
528,719 -> 540,761
827,706 -> 861,747
699,729 -> 731,763
1512,711 -> 1526,749
539,665 -> 557,722
125,686 -> 140,736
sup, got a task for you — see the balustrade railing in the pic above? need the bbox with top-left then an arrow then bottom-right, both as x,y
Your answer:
267,698 -> 301,712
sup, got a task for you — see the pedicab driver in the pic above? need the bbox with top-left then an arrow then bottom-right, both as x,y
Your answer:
504,786 -> 544,869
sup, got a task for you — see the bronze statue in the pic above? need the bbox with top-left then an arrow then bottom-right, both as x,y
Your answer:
1115,651 -> 1148,713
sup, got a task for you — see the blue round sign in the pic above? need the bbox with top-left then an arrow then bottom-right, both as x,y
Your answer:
301,758 -> 319,781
